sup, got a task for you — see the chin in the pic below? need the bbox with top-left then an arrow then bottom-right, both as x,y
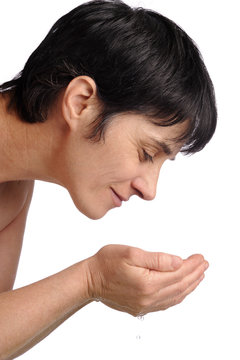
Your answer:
68,191 -> 109,220
83,210 -> 107,221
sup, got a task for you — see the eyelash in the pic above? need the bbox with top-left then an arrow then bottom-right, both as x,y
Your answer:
142,149 -> 154,163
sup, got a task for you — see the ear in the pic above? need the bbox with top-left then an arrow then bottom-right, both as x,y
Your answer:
62,76 -> 98,131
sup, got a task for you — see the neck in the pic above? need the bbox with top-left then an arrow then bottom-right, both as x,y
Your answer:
0,93 -> 64,185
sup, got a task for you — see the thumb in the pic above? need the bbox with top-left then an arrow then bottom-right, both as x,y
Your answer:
135,248 -> 183,272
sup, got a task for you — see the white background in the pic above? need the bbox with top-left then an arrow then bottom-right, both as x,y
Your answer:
0,0 -> 239,359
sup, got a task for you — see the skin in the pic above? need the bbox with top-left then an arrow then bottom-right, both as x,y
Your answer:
0,76 -> 208,359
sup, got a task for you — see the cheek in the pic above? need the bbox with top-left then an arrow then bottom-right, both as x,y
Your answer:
82,143 -> 139,185
99,159 -> 138,184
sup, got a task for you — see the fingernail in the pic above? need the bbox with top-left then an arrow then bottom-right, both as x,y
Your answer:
172,256 -> 183,269
204,261 -> 209,270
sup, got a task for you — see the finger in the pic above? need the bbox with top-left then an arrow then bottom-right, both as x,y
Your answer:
141,272 -> 206,315
172,273 -> 206,308
164,273 -> 206,311
132,247 -> 183,272
153,260 -> 208,305
180,255 -> 206,279
156,270 -> 206,312
150,254 -> 207,288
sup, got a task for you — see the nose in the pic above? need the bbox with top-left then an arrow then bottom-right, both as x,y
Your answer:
131,163 -> 162,201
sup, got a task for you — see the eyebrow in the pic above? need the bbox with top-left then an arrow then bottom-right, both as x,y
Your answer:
150,138 -> 176,161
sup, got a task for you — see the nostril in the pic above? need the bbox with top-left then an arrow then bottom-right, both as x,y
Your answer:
135,189 -> 144,199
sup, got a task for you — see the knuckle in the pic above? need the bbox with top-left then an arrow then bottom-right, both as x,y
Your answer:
153,252 -> 164,269
161,303 -> 171,311
124,246 -> 138,260
162,291 -> 187,311
198,254 -> 205,262
176,281 -> 188,295
171,296 -> 179,307
99,244 -> 112,253
171,296 -> 184,307
177,295 -> 185,305
174,270 -> 184,283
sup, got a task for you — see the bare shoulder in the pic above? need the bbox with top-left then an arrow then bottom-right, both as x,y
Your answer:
0,180 -> 34,232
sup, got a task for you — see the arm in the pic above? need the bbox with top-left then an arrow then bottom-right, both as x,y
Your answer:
0,188 -> 208,360
0,245 -> 207,360
0,260 -> 92,360
0,182 -> 34,293
0,182 -> 92,359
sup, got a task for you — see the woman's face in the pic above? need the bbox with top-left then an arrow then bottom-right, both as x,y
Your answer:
60,113 -> 187,219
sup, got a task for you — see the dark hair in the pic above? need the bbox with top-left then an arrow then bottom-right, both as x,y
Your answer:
0,0 -> 217,154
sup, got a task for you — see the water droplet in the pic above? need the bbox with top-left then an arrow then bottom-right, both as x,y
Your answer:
137,315 -> 144,321
136,335 -> 141,340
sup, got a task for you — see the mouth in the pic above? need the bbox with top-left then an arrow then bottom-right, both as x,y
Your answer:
110,188 -> 125,207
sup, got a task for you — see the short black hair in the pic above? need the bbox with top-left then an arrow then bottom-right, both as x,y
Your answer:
0,0 -> 217,154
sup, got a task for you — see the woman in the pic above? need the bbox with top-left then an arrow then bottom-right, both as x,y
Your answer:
0,0 -> 216,358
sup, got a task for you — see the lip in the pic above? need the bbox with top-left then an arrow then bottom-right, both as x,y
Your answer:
110,188 -> 128,207
111,188 -> 122,207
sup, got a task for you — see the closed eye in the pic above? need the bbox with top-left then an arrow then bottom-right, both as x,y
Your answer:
143,149 -> 154,163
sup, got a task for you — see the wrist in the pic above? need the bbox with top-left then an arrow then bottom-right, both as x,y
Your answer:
82,255 -> 102,301
55,259 -> 94,310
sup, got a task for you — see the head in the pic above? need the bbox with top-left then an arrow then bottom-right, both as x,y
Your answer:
0,0 -> 217,219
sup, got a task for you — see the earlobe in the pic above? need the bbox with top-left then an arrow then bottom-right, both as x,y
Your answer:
62,76 -> 97,131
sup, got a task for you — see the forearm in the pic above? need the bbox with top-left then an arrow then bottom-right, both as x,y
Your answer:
0,259 -> 93,360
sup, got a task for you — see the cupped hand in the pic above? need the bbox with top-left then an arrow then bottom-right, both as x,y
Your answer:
86,244 -> 208,316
